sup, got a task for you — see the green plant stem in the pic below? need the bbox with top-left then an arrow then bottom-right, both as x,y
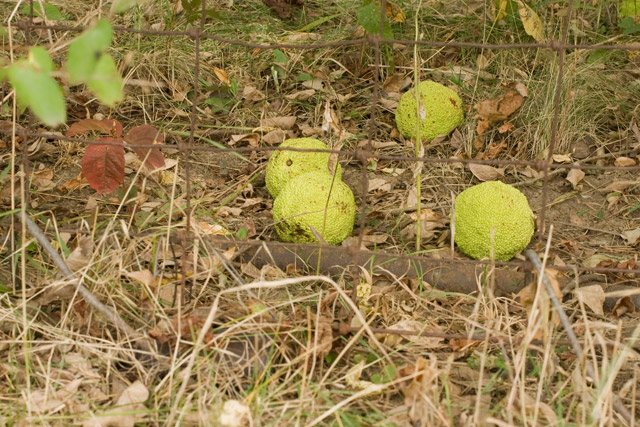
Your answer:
413,0 -> 423,252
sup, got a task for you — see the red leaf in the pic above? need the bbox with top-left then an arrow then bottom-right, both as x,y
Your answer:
124,125 -> 166,169
81,138 -> 125,194
67,118 -> 123,138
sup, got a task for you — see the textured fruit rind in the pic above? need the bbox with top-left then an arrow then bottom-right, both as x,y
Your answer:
395,80 -> 464,141
265,138 -> 342,198
453,181 -> 534,261
273,171 -> 356,245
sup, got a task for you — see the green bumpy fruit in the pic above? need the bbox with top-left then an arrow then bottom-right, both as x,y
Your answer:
395,80 -> 464,141
265,138 -> 342,198
453,181 -> 534,261
619,0 -> 639,21
273,171 -> 356,245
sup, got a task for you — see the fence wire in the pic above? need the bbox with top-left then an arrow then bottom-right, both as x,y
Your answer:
9,0 -> 640,296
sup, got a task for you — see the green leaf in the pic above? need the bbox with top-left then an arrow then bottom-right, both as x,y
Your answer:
110,0 -> 143,14
273,49 -> 288,66
86,54 -> 123,106
67,19 -> 113,84
355,2 -> 393,38
28,46 -> 55,73
21,2 -> 64,21
6,49 -> 66,126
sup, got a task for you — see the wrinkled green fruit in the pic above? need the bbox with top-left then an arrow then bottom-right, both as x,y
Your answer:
273,171 -> 356,245
395,80 -> 464,141
453,181 -> 535,261
265,138 -> 342,198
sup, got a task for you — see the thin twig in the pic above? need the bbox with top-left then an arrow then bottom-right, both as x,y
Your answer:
524,248 -> 633,424
21,214 -> 154,352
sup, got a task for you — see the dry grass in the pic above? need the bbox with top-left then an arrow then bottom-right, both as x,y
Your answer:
1,0 -> 639,425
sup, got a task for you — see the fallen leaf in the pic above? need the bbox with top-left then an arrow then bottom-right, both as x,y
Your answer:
473,88 -> 524,135
213,67 -> 231,86
368,178 -> 391,193
219,400 -> 252,427
468,163 -> 505,181
66,118 -> 123,138
552,153 -> 572,163
31,168 -> 54,189
515,0 -> 546,42
574,285 -> 605,316
614,156 -> 637,167
382,73 -> 407,93
261,129 -> 287,145
514,82 -> 528,97
345,360 -> 384,395
81,138 -> 125,194
66,236 -> 94,271
384,320 -> 444,348
229,133 -> 260,147
285,89 -> 315,100
126,269 -> 156,288
28,379 -> 82,414
385,0 -> 406,23
242,85 -> 265,102
621,228 -> 640,245
259,116 -> 296,129
124,124 -> 165,169
497,122 -> 513,133
565,167 -> 585,188
601,180 -> 638,193
84,381 -> 149,427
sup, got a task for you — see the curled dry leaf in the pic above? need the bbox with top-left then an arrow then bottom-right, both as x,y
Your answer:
552,153 -> 572,163
213,66 -> 231,86
468,163 -> 505,181
66,236 -> 94,271
368,178 -> 391,193
473,88 -> 524,135
383,320 -> 445,348
242,85 -> 265,102
601,180 -> 638,193
621,228 -> 640,245
614,156 -> 637,167
565,167 -> 585,188
285,89 -> 315,100
574,285 -> 605,316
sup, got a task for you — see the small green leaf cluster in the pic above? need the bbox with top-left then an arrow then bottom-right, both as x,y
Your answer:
1,19 -> 123,127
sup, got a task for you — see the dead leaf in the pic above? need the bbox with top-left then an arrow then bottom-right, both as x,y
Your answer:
383,320 -> 444,348
314,317 -> 333,357
368,178 -> 391,193
468,163 -> 505,181
213,67 -> 231,86
601,180 -> 638,193
58,173 -> 88,192
385,0 -> 406,23
515,0 -> 546,42
27,379 -> 82,414
285,89 -> 315,100
242,85 -> 265,102
322,101 -> 341,134
514,82 -> 528,97
497,122 -> 513,133
126,269 -> 156,288
565,167 -> 585,188
621,228 -> 640,245
66,236 -> 94,271
612,297 -> 635,317
382,73 -> 407,93
261,129 -> 287,145
614,156 -> 637,167
476,54 -> 489,70
32,168 -> 54,189
345,360 -> 384,395
569,211 -> 586,227
219,400 -> 252,427
473,88 -> 524,135
259,116 -> 296,130
230,133 -> 260,147
552,153 -> 572,163
84,381 -> 149,427
574,285 -> 605,316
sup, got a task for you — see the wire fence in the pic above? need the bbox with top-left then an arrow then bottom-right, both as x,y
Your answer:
9,0 -> 640,298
